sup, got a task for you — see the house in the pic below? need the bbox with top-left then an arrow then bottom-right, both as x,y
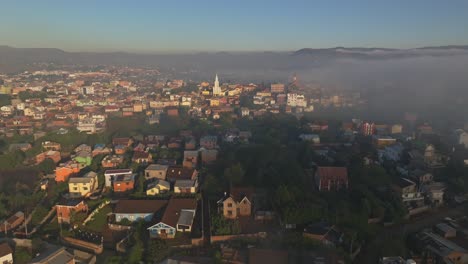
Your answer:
114,200 -> 167,223
0,211 -> 24,232
114,145 -> 127,155
435,223 -> 456,238
184,137 -> 197,150
56,199 -> 88,224
112,137 -> 133,147
145,164 -> 169,180
167,137 -> 183,149
373,135 -> 397,148
30,245 -> 75,264
72,149 -> 92,166
392,178 -> 424,204
101,154 -> 124,168
104,169 -> 132,187
422,182 -> 446,206
55,161 -> 82,182
412,231 -> 468,264
166,166 -> 198,183
201,149 -> 218,164
299,134 -> 320,144
92,144 -> 112,157
132,151 -> 152,164
303,222 -> 344,247
200,135 -> 218,149
182,150 -> 198,168
36,177 -> 48,190
315,167 -> 349,191
68,171 -> 98,198
174,180 -> 198,194
42,141 -> 61,151
146,180 -> 171,196
218,187 -> 254,219
147,198 -> 198,239
0,242 -> 13,264
35,150 -> 61,165
113,173 -> 136,193
9,142 -> 32,152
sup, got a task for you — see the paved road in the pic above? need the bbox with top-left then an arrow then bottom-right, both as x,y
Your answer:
354,205 -> 466,263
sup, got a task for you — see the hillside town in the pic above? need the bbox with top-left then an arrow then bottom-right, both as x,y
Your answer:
0,66 -> 468,264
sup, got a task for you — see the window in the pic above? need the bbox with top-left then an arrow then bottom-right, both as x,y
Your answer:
227,210 -> 232,216
227,203 -> 233,207
83,187 -> 88,190
73,187 -> 78,191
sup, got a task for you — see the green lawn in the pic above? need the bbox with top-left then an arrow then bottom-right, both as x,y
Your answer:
84,205 -> 112,232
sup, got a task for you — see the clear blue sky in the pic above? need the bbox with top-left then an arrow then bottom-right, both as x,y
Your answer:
1,0 -> 467,52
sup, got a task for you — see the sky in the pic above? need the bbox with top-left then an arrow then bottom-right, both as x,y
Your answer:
1,0 -> 467,53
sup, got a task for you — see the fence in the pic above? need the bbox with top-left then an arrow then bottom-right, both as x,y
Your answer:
61,236 -> 104,254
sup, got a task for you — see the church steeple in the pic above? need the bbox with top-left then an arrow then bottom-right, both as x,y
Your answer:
213,74 -> 221,96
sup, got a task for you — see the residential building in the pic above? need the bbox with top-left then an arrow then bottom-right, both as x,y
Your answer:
166,166 -> 198,183
0,211 -> 24,232
315,167 -> 349,191
30,245 -> 75,264
68,171 -> 98,198
113,173 -> 136,192
174,180 -> 198,194
299,134 -> 320,144
201,149 -> 218,164
42,141 -> 61,151
132,151 -> 152,164
392,178 -> 424,204
270,83 -> 285,93
35,150 -> 61,165
200,135 -> 218,149
287,93 -> 307,107
101,154 -> 124,168
218,187 -> 254,219
145,164 -> 169,181
56,200 -> 88,224
147,198 -> 197,239
413,231 -> 468,264
182,150 -> 198,168
114,200 -> 167,223
361,122 -> 376,136
55,161 -> 82,182
146,180 -> 170,196
104,169 -> 132,187
0,242 -> 13,264
373,135 -> 397,148
422,182 -> 446,206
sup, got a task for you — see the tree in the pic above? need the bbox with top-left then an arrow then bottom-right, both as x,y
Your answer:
224,163 -> 245,186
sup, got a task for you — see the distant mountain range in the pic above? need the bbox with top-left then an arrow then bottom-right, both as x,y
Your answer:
0,45 -> 468,74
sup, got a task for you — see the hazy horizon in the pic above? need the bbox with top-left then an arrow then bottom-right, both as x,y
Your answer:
2,1 -> 468,52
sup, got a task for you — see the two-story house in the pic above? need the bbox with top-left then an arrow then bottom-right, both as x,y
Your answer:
218,187 -> 254,219
113,173 -> 136,193
68,171 -> 98,198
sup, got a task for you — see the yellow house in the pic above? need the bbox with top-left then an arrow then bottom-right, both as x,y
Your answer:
210,99 -> 220,106
68,171 -> 98,198
146,180 -> 170,196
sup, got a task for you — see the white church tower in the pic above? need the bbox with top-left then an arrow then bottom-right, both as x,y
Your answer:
212,74 -> 221,96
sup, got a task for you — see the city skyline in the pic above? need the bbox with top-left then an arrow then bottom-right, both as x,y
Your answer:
1,0 -> 468,52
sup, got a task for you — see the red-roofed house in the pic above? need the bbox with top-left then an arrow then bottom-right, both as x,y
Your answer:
315,167 -> 348,191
